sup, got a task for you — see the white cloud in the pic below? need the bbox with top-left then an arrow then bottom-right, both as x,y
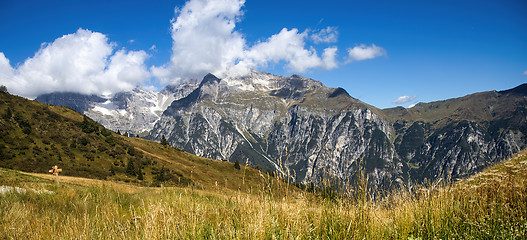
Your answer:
153,0 -> 367,84
244,28 -> 329,72
346,44 -> 386,62
1,0 -> 388,97
392,95 -> 416,105
0,53 -> 15,81
322,47 -> 339,70
523,70 -> 527,76
0,29 -> 149,99
152,0 -> 246,83
311,27 -> 338,44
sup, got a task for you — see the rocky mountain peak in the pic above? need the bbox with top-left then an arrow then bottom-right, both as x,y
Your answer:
161,78 -> 199,94
200,73 -> 222,87
150,72 -> 527,191
328,87 -> 351,98
35,70 -> 526,191
36,81 -> 199,135
149,71 -> 403,189
35,92 -> 105,113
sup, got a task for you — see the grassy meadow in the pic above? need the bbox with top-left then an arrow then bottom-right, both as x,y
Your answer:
1,150 -> 526,239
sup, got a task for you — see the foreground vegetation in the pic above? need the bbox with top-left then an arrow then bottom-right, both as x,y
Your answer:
1,150 -> 526,239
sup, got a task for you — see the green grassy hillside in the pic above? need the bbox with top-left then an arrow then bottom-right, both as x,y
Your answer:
382,84 -> 527,129
0,91 -> 272,192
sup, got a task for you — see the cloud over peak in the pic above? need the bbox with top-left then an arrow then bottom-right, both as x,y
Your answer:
0,29 -> 149,98
1,0 -> 388,98
244,28 -> 338,73
155,0 -> 246,82
153,0 -> 383,83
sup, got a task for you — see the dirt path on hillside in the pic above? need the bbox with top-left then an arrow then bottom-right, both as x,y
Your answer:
135,147 -> 168,162
21,171 -> 148,193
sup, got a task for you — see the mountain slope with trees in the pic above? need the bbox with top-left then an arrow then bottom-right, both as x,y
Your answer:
0,90 -> 268,191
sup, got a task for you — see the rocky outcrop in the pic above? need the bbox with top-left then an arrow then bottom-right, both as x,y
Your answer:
148,71 -> 404,189
396,117 -> 526,182
390,84 -> 527,183
36,79 -> 199,135
149,72 -> 526,190
35,92 -> 105,113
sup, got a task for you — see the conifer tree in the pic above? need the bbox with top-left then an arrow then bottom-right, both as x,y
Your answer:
234,159 -> 241,170
2,107 -> 12,120
161,135 -> 168,146
126,158 -> 136,176
137,168 -> 143,180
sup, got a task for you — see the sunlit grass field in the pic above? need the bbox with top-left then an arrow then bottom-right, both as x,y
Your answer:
1,150 -> 526,239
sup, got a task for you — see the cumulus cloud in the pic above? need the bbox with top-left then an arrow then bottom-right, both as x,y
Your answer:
0,53 -> 15,81
244,28 -> 338,72
152,0 -> 360,83
1,0 -> 388,97
346,44 -> 386,63
151,0 -> 246,83
392,95 -> 417,105
321,47 -> 339,70
0,29 -> 149,99
311,27 -> 338,44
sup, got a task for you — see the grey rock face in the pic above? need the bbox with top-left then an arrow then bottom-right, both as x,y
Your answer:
149,72 -> 526,190
398,120 -> 526,182
36,79 -> 199,135
264,105 -> 401,188
391,84 -> 527,183
148,71 -> 404,189
35,92 -> 105,113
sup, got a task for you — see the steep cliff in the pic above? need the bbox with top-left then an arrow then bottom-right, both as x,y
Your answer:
36,79 -> 199,135
148,71 -> 404,189
149,72 -> 526,189
386,84 -> 527,182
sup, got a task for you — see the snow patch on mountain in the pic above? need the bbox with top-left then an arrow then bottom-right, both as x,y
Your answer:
84,81 -> 198,135
34,78 -> 199,135
223,70 -> 282,92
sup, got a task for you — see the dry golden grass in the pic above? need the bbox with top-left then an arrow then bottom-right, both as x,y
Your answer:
1,150 -> 526,239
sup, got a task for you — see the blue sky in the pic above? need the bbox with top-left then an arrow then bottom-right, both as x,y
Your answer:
0,0 -> 526,108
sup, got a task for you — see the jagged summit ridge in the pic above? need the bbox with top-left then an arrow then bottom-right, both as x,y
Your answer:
221,70 -> 324,93
36,79 -> 199,135
149,73 -> 526,190
149,72 -> 402,189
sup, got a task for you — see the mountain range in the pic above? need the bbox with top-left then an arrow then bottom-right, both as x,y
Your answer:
0,90 -> 268,191
34,70 -> 527,189
35,79 -> 199,136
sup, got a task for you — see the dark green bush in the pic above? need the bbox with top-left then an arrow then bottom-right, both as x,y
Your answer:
78,116 -> 99,134
78,136 -> 89,146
